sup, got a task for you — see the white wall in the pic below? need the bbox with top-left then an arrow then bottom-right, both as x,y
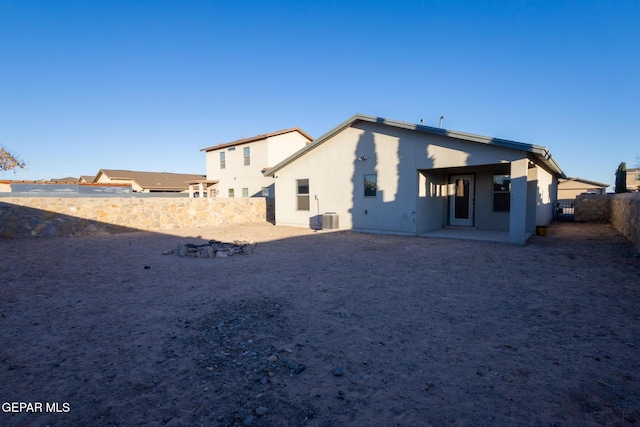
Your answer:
274,124 -> 425,233
273,121 -> 559,236
416,170 -> 447,233
535,165 -> 556,226
266,132 -> 310,167
273,127 -> 360,229
205,132 -> 309,199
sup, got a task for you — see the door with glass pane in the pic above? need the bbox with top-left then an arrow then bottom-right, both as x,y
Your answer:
449,175 -> 474,226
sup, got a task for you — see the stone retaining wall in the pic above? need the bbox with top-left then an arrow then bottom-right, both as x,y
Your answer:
610,193 -> 640,250
0,197 -> 267,239
575,193 -> 640,250
574,194 -> 611,223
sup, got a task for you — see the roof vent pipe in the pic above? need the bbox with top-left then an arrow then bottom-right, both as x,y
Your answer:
439,115 -> 446,129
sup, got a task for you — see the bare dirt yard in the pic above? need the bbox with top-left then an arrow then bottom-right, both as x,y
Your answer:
1,221 -> 639,426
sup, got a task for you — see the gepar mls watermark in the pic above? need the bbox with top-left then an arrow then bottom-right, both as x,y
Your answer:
2,402 -> 70,413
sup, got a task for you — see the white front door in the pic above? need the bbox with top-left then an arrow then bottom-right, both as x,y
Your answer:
449,175 -> 474,227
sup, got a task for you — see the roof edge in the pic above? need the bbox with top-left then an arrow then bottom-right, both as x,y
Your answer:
201,127 -> 313,152
265,114 -> 565,177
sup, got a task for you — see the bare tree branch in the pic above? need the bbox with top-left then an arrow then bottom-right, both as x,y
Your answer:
0,145 -> 26,173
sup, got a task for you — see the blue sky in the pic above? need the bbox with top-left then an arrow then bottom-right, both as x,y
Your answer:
1,0 -> 638,189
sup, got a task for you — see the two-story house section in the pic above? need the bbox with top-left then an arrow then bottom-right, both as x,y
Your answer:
201,128 -> 313,199
627,168 -> 640,192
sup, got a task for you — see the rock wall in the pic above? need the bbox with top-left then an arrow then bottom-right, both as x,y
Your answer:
574,194 -> 611,223
575,192 -> 640,250
610,192 -> 640,250
0,197 -> 267,239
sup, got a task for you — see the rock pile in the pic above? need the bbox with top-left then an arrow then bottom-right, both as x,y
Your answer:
173,240 -> 256,258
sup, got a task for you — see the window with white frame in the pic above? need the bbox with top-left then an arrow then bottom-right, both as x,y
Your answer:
243,147 -> 250,166
220,152 -> 226,169
242,188 -> 249,198
228,188 -> 235,198
296,179 -> 309,211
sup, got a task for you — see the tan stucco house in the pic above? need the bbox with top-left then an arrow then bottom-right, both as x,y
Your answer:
265,114 -> 566,245
627,168 -> 640,192
200,128 -> 312,199
94,169 -> 205,193
558,177 -> 609,201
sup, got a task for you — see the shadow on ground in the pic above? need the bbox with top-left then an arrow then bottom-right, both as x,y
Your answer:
1,222 -> 639,426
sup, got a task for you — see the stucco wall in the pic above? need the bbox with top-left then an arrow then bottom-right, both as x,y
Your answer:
0,197 -> 266,239
273,121 -> 556,240
205,132 -> 308,200
534,165 -> 557,227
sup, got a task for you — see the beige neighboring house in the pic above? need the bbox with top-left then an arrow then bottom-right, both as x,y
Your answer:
49,177 -> 79,183
200,128 -> 312,199
0,180 -> 14,192
627,168 -> 640,192
93,169 -> 205,193
79,175 -> 96,183
265,114 -> 566,245
558,177 -> 609,201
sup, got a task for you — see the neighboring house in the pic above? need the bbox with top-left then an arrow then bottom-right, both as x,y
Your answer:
200,128 -> 313,199
79,175 -> 96,183
94,169 -> 205,193
265,114 -> 566,245
49,177 -> 79,183
0,180 -> 14,192
627,168 -> 640,192
558,177 -> 609,200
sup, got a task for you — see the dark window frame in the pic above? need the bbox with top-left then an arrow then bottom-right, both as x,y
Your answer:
364,173 -> 377,197
493,174 -> 511,212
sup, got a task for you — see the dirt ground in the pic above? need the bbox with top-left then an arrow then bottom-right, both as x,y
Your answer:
1,221 -> 639,426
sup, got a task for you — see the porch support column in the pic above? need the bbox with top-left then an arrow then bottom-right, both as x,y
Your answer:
188,184 -> 195,199
509,158 -> 529,245
198,182 -> 204,198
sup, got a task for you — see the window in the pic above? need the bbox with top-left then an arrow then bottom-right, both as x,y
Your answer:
219,152 -> 225,169
228,188 -> 235,198
261,187 -> 270,197
242,188 -> 249,198
493,174 -> 510,212
243,147 -> 250,166
364,174 -> 377,197
296,179 -> 309,211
